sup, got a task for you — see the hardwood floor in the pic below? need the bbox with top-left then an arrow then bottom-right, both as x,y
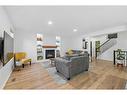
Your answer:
4,59 -> 127,89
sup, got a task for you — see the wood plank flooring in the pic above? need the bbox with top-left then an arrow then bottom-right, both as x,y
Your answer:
4,59 -> 127,89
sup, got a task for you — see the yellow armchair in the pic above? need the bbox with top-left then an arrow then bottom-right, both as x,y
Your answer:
15,52 -> 32,68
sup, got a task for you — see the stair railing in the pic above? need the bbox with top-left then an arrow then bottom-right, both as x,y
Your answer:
95,39 -> 111,59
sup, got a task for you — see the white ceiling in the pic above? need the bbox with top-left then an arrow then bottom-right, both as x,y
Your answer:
4,6 -> 127,37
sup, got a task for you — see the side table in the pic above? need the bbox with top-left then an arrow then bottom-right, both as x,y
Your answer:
50,58 -> 55,67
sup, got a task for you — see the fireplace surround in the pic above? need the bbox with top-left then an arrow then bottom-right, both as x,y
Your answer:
43,45 -> 58,59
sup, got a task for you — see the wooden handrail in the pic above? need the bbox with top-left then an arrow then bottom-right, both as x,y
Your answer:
95,39 -> 111,59
96,39 -> 110,50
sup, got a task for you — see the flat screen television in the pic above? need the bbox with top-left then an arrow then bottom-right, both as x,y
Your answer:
0,31 -> 14,67
0,37 -> 4,68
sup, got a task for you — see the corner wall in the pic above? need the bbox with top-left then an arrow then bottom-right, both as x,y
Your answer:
0,7 -> 14,89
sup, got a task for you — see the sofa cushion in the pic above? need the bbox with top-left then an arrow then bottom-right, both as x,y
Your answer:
72,50 -> 83,54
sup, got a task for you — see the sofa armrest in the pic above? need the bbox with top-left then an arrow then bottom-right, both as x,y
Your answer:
55,58 -> 71,78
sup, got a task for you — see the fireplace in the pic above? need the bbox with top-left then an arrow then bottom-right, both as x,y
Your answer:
45,50 -> 55,59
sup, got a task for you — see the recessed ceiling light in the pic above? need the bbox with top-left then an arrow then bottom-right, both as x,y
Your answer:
48,21 -> 53,25
73,29 -> 78,32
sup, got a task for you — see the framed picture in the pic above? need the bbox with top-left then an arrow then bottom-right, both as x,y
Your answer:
82,38 -> 88,49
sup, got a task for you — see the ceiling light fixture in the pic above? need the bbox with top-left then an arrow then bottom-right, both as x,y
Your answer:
48,21 -> 53,25
73,29 -> 78,32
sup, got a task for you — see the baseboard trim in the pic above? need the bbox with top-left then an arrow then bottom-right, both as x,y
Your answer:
0,58 -> 14,89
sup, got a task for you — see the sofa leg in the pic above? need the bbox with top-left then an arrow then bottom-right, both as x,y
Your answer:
30,61 -> 31,65
57,70 -> 59,72
22,64 -> 24,68
67,78 -> 70,80
85,69 -> 88,71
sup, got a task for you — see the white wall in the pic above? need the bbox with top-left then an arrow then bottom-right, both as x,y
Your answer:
60,37 -> 74,56
0,7 -> 14,89
14,31 -> 37,62
43,34 -> 56,45
0,7 -> 13,33
62,36 -> 95,56
59,36 -> 85,56
14,31 -> 69,62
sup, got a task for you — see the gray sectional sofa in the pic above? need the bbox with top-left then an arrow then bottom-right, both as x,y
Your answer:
55,51 -> 89,80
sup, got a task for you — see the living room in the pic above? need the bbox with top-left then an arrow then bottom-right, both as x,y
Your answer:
1,5 -> 127,91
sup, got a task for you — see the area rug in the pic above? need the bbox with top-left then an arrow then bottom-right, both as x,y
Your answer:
40,61 -> 67,85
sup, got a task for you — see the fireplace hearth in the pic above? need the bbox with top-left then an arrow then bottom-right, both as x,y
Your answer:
45,50 -> 55,59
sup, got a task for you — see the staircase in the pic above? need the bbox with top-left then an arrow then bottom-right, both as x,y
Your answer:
95,38 -> 117,59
